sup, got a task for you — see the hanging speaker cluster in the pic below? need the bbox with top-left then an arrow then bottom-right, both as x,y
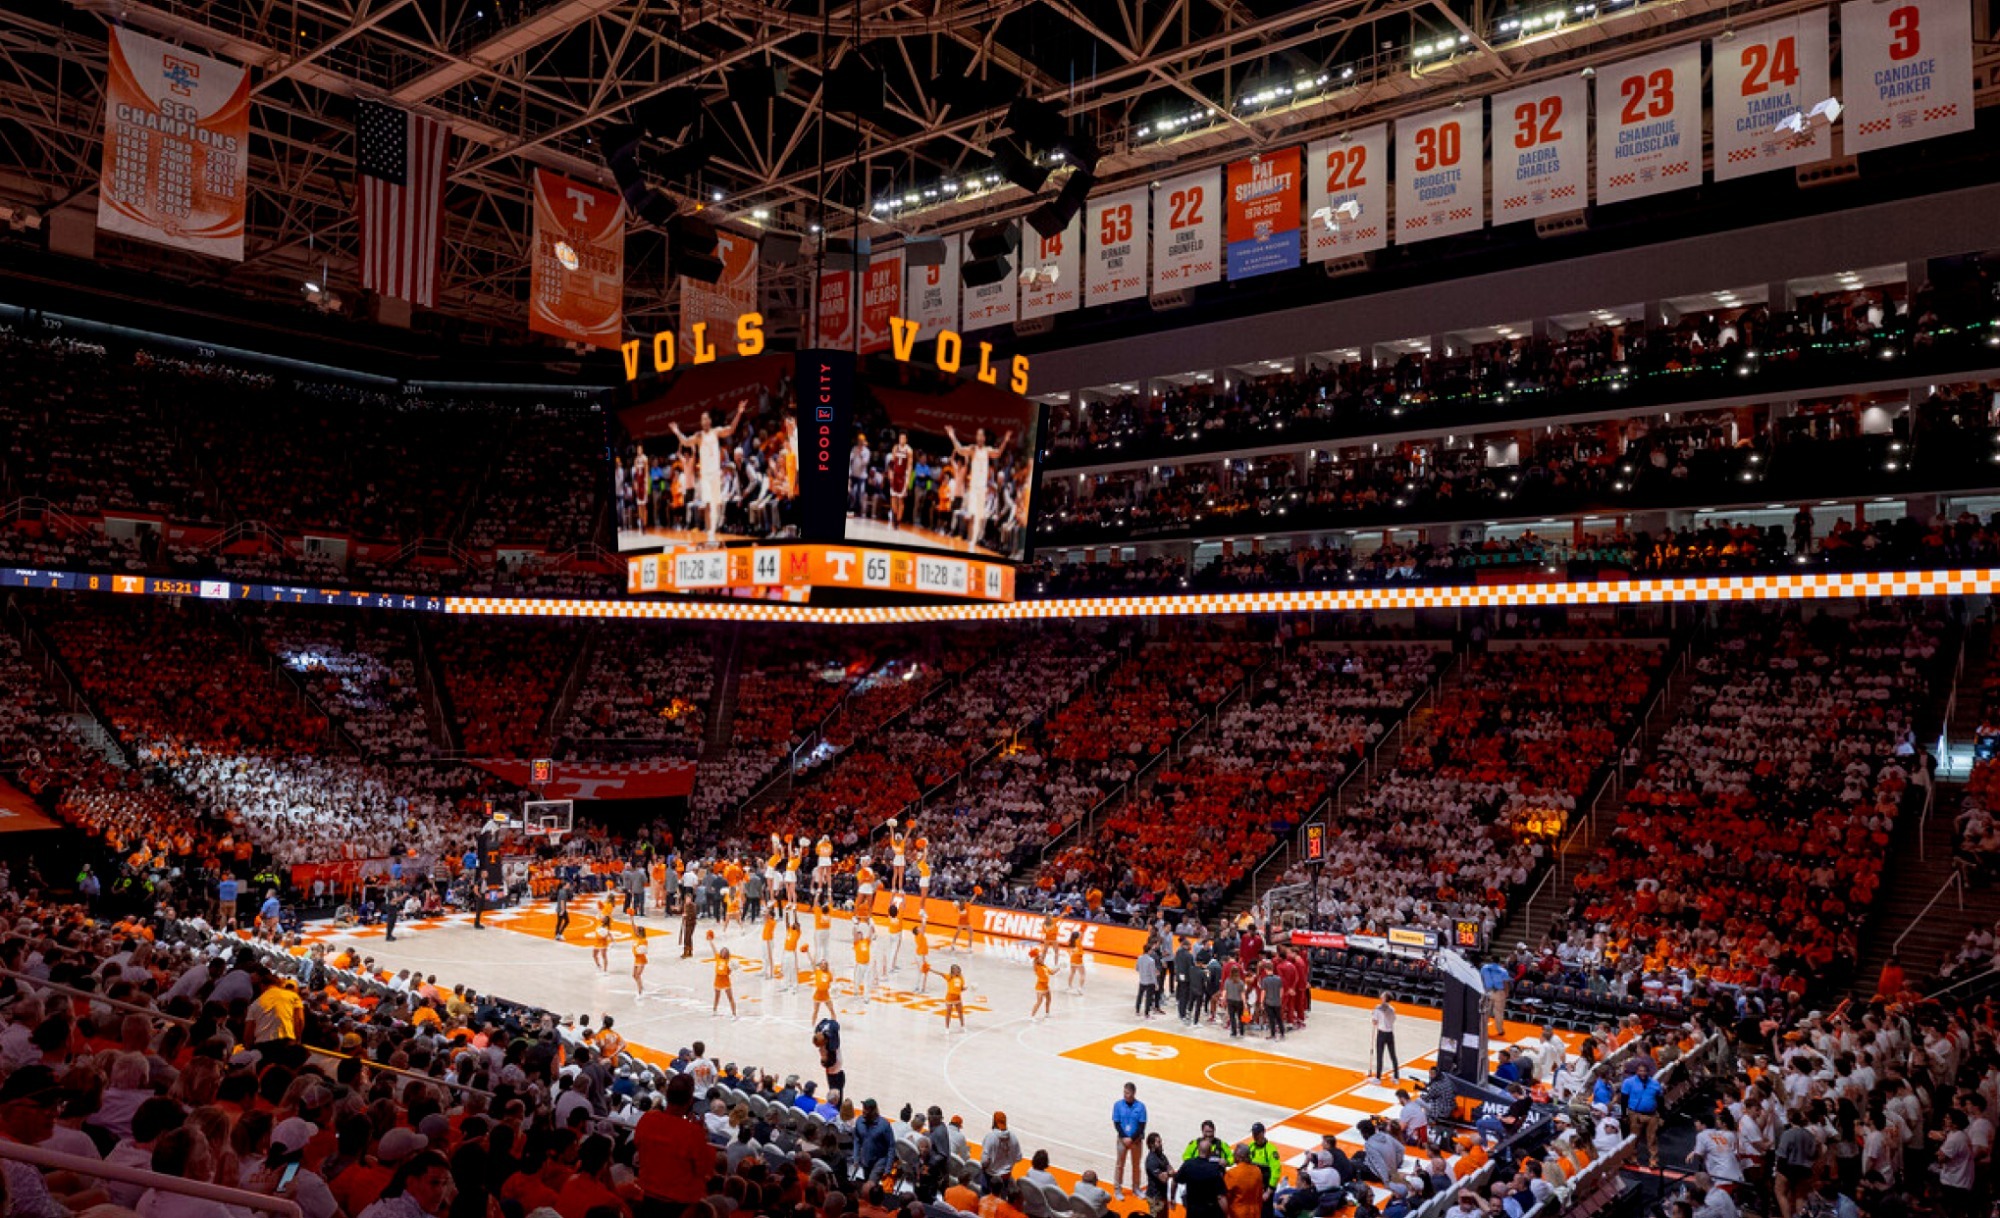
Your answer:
603,95 -> 724,284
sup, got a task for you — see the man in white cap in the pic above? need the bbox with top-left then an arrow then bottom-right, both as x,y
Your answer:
260,1117 -> 340,1218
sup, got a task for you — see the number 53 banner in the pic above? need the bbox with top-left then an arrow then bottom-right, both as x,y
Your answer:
1490,77 -> 1586,220
1085,186 -> 1149,305
1712,10 -> 1832,180
1595,43 -> 1702,204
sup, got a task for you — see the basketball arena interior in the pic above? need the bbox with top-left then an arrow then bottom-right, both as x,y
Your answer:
2,2 -> 1999,1218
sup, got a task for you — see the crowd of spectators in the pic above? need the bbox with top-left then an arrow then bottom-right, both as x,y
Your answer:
258,616 -> 435,760
559,629 -> 720,761
460,407 -> 604,551
430,620 -> 585,759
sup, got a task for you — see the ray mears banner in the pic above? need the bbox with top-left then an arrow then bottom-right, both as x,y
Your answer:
794,349 -> 855,542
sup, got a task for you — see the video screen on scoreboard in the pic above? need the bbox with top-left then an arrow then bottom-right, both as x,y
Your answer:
846,362 -> 1041,564
613,354 -> 799,552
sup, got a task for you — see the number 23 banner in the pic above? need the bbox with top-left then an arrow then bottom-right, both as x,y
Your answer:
1596,43 -> 1702,204
1491,77 -> 1586,220
1712,10 -> 1832,180
1395,104 -> 1483,244
1841,0 -> 1974,153
1305,126 -> 1386,261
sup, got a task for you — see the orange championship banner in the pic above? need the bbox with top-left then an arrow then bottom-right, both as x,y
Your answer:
97,28 -> 250,261
1224,146 -> 1302,280
867,891 -> 1152,959
529,169 -> 625,349
679,230 -> 759,359
628,543 -> 1016,601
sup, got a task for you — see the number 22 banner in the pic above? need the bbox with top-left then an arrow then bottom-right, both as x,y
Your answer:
1490,77 -> 1586,220
1150,167 -> 1221,293
1712,10 -> 1832,180
1305,126 -> 1386,261
1841,0 -> 1974,153
1596,43 -> 1702,204
1394,104 -> 1483,244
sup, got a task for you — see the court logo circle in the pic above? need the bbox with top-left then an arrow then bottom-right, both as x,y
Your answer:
1112,1041 -> 1179,1060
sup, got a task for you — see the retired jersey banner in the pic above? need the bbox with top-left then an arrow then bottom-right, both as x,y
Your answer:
857,249 -> 904,354
1151,168 -> 1221,293
962,262 -> 1019,330
1305,127 -> 1387,261
97,29 -> 250,261
1491,77 -> 1587,220
907,233 -> 960,340
1713,10 -> 1833,180
1020,216 -> 1082,319
814,266 -> 856,349
1224,147 -> 1302,279
528,170 -> 625,350
1395,104 -> 1483,244
679,230 -> 758,359
1841,0 -> 1975,153
1596,43 -> 1703,204
1085,186 -> 1148,305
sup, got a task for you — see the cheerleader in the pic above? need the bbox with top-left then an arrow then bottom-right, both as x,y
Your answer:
854,860 -> 878,915
708,938 -> 736,1018
913,923 -> 933,993
761,906 -> 779,979
943,963 -> 967,1030
851,923 -> 874,997
885,901 -> 906,973
914,838 -> 932,898
784,838 -> 803,905
784,916 -> 804,988
888,822 -> 908,894
632,927 -> 650,996
1066,930 -> 1086,994
947,898 -> 973,952
1030,949 -> 1053,1020
808,952 -> 837,1025
813,835 -> 835,905
813,902 -> 833,964
592,915 -> 612,972
722,882 -> 744,931
765,835 -> 785,911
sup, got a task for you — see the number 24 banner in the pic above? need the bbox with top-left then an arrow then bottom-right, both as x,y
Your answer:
1595,42 -> 1702,205
1712,10 -> 1832,180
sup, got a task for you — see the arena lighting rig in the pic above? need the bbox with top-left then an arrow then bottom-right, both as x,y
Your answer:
5,566 -> 1996,625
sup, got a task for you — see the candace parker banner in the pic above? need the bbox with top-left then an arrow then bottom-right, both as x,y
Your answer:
97,28 -> 250,260
679,229 -> 758,358
528,169 -> 625,349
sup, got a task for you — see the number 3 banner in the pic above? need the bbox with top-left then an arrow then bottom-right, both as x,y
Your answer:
1841,0 -> 1974,153
1394,104 -> 1483,245
1305,125 -> 1386,261
1712,10 -> 1832,180
1595,43 -> 1702,205
1150,167 -> 1222,293
1085,186 -> 1148,305
1490,77 -> 1586,220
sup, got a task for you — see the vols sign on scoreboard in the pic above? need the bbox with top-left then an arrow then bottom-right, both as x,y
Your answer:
1305,126 -> 1387,261
529,169 -> 625,350
1151,168 -> 1221,293
629,544 -> 1015,601
1020,216 -> 1081,319
97,28 -> 251,261
907,233 -> 961,340
1491,78 -> 1587,220
1085,186 -> 1148,305
1224,148 -> 1302,279
1595,43 -> 1702,204
1841,0 -> 1975,153
1712,10 -> 1833,180
857,250 -> 904,354
1395,104 -> 1484,244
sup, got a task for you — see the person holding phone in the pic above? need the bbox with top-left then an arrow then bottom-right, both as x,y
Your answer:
256,1117 -> 339,1218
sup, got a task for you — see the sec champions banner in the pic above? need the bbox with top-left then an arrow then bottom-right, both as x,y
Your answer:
529,169 -> 625,350
1596,43 -> 1702,204
1492,77 -> 1587,220
814,266 -> 856,349
1713,10 -> 1832,180
679,230 -> 758,358
1841,0 -> 1975,153
97,29 -> 250,260
1085,186 -> 1148,305
907,233 -> 960,340
857,249 -> 904,354
1224,147 -> 1302,279
1395,104 -> 1483,244
1151,167 -> 1221,293
1305,127 -> 1387,261
1020,216 -> 1082,319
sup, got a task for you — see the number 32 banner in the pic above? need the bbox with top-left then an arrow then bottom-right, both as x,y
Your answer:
1305,126 -> 1386,261
1395,104 -> 1483,244
1490,77 -> 1587,220
1841,0 -> 1974,153
1596,43 -> 1702,204
1712,10 -> 1832,180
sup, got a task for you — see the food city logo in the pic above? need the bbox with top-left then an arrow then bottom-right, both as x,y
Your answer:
619,311 -> 1031,395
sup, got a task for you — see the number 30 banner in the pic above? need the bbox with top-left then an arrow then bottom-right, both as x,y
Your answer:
1595,43 -> 1702,205
1712,10 -> 1832,180
1394,104 -> 1484,244
1490,77 -> 1587,220
1840,0 -> 1974,153
1305,125 -> 1387,261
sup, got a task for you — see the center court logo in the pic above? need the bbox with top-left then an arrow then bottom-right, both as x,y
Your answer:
1111,1041 -> 1179,1061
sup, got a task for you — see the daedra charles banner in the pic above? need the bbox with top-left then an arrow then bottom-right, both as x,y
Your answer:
1490,77 -> 1587,220
1595,42 -> 1702,205
869,892 -> 1150,958
474,759 -> 695,801
907,233 -> 961,340
857,250 -> 904,355
1305,127 -> 1387,261
1085,185 -> 1148,305
1224,147 -> 1302,279
97,28 -> 250,261
1020,215 -> 1081,319
814,267 -> 856,349
529,169 -> 625,350
1151,167 -> 1221,293
1394,104 -> 1484,244
680,230 -> 758,358
1712,10 -> 1832,181
1840,0 -> 1975,153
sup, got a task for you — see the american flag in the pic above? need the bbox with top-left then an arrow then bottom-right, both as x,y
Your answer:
355,99 -> 449,308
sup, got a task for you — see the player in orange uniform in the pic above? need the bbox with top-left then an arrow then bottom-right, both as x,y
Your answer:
709,941 -> 737,1018
1030,949 -> 1053,1020
943,963 -> 967,1031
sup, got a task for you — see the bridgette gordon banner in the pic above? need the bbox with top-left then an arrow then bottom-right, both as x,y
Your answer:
1491,77 -> 1587,220
1224,147 -> 1302,279
1712,10 -> 1832,180
1595,43 -> 1703,205
1305,126 -> 1387,261
1084,186 -> 1148,305
1840,0 -> 1974,153
1150,168 -> 1221,293
97,28 -> 250,260
679,230 -> 758,358
857,249 -> 904,354
1394,104 -> 1484,244
906,233 -> 961,340
529,169 -> 625,350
